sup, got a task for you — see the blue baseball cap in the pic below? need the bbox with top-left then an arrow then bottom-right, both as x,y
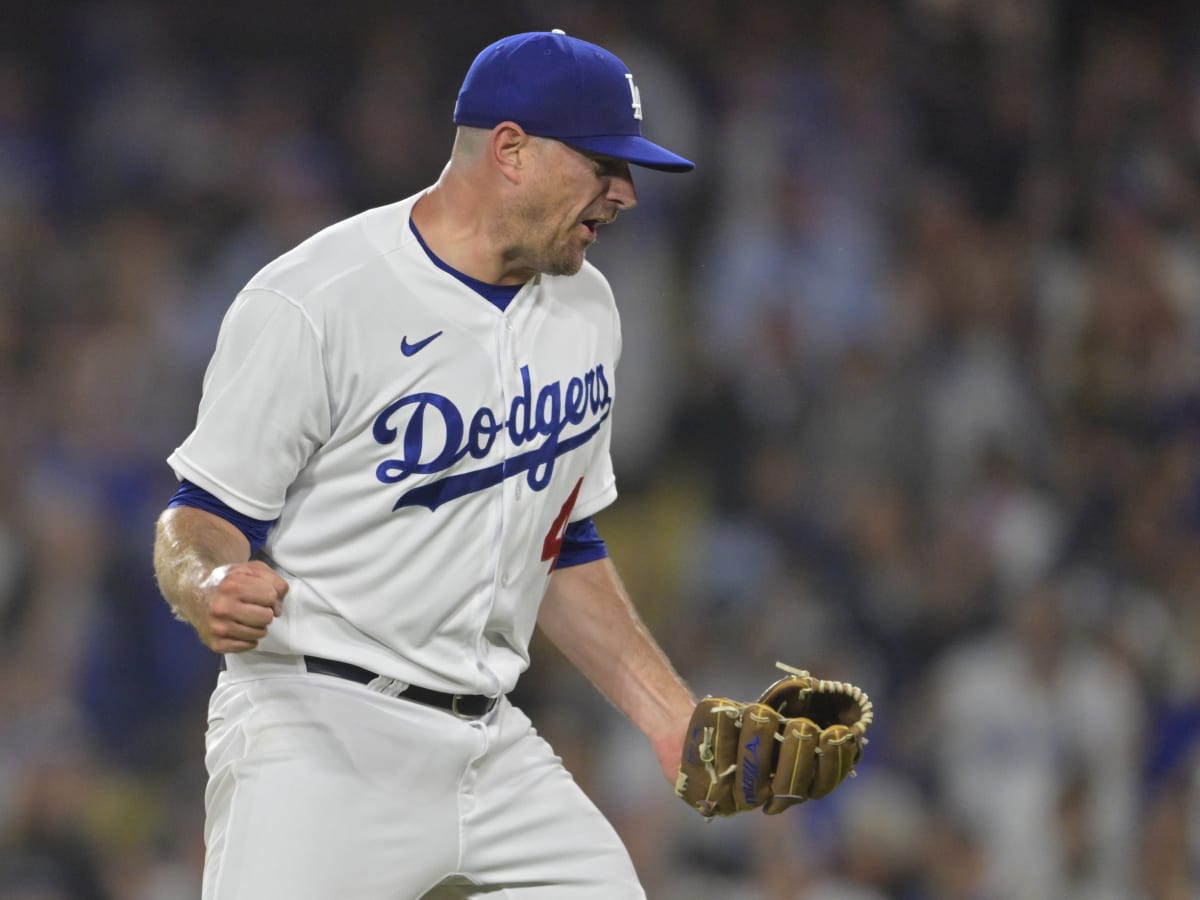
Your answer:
453,30 -> 695,173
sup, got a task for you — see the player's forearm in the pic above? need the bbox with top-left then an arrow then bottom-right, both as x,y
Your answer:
153,505 -> 251,625
539,558 -> 695,780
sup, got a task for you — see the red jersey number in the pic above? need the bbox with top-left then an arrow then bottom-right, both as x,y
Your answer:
541,478 -> 584,573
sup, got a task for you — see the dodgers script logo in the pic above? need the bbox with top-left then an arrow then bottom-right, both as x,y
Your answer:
373,364 -> 611,512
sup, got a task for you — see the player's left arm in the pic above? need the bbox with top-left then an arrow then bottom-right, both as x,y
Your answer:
538,557 -> 696,786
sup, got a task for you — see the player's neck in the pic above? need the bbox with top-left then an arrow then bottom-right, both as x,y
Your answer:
411,183 -> 532,286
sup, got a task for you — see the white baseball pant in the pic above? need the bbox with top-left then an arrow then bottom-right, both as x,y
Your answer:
202,653 -> 645,899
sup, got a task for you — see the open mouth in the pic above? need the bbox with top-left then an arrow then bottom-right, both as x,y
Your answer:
581,216 -> 613,240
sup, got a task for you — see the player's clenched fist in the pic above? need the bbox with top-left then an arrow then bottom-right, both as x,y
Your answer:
153,506 -> 289,654
196,561 -> 289,653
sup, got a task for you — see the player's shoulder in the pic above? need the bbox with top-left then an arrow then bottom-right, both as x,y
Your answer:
241,195 -> 422,307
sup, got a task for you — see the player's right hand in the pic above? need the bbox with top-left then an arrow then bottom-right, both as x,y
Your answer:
195,561 -> 289,653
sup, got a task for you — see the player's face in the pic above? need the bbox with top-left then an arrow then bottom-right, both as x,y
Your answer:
510,140 -> 638,278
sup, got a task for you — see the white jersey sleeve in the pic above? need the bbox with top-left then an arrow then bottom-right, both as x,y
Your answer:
168,289 -> 331,520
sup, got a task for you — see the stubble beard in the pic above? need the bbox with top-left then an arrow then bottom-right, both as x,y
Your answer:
541,242 -> 586,277
501,197 -> 588,278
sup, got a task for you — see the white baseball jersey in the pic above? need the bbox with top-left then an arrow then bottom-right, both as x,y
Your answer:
168,191 -> 621,697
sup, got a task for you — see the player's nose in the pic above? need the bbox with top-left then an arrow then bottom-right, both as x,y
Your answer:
606,166 -> 637,210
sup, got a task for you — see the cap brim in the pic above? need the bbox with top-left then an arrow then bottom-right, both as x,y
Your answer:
565,135 -> 695,173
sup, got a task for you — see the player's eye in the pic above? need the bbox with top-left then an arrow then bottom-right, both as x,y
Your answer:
574,147 -> 623,179
592,157 -> 626,179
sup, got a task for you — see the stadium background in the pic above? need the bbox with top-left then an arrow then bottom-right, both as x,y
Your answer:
2,0 -> 1199,897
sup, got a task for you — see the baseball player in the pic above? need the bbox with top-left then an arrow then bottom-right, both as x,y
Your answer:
154,30 -> 698,899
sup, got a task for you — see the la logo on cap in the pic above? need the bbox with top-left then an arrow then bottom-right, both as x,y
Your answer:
624,74 -> 642,121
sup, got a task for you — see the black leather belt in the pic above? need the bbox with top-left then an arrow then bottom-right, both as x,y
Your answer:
303,656 -> 497,717
218,655 -> 498,718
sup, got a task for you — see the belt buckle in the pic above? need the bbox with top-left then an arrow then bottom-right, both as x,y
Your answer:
450,694 -> 472,718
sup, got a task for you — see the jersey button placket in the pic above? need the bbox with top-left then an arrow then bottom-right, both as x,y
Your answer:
495,317 -> 519,598
505,317 -> 522,502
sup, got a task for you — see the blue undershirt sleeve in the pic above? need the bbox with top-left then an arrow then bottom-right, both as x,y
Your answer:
168,482 -> 601,565
167,480 -> 278,555
555,517 -> 608,569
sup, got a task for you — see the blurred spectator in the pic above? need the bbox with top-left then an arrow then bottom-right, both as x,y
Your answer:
924,580 -> 1143,898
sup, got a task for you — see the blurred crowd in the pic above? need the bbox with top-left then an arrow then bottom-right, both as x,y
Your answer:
2,1 -> 1199,897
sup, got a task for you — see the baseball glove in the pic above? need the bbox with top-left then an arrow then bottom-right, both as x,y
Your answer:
676,662 -> 873,817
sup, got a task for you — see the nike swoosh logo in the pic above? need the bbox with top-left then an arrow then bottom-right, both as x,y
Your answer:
401,331 -> 443,357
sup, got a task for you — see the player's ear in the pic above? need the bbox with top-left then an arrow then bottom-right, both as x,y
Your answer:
490,122 -> 529,184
